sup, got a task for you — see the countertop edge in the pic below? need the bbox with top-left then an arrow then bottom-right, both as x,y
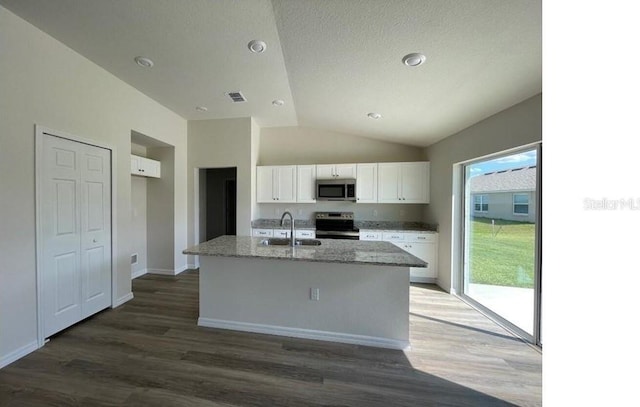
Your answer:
182,249 -> 425,268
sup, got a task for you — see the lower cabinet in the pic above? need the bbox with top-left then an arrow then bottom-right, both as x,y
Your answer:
252,228 -> 274,237
251,228 -> 315,239
360,229 -> 438,283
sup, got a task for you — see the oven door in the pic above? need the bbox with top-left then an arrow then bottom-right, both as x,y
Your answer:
315,230 -> 360,240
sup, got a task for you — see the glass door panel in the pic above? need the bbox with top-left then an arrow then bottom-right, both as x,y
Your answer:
462,147 -> 540,339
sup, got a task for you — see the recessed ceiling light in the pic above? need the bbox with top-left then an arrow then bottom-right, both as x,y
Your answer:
402,53 -> 426,67
134,56 -> 154,68
367,112 -> 382,120
272,99 -> 284,106
248,40 -> 267,53
195,106 -> 208,112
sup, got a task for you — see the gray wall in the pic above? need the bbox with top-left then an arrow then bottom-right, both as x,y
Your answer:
147,147 -> 176,273
257,126 -> 426,222
472,191 -> 537,223
187,118 -> 258,266
130,173 -> 148,277
259,126 -> 423,165
0,6 -> 187,366
423,94 -> 542,292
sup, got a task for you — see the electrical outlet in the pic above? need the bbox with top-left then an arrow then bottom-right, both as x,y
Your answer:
310,287 -> 320,301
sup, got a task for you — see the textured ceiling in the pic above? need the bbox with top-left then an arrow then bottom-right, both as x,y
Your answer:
0,0 -> 541,147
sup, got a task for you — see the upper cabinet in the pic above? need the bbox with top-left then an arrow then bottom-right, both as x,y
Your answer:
355,163 -> 378,203
257,165 -> 297,203
131,155 -> 160,178
316,164 -> 356,179
256,161 -> 429,204
296,165 -> 317,203
378,162 -> 430,204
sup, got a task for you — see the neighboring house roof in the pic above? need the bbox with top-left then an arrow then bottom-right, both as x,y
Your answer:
470,166 -> 536,193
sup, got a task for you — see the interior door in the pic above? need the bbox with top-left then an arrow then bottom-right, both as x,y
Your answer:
81,147 -> 112,317
40,133 -> 111,338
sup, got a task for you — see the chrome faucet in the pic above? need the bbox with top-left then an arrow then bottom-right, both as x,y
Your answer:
280,211 -> 295,247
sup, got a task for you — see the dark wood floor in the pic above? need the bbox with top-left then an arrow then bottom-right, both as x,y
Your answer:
0,270 -> 541,406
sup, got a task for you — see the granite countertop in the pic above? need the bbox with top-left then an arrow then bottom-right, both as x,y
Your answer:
183,236 -> 427,267
251,218 -> 438,232
355,221 -> 438,232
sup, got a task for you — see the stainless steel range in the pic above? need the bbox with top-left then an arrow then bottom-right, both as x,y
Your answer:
314,212 -> 360,240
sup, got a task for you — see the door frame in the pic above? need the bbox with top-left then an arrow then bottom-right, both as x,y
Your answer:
34,125 -> 116,347
454,142 -> 542,347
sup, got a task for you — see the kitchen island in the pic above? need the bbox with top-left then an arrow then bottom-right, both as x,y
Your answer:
183,236 -> 426,349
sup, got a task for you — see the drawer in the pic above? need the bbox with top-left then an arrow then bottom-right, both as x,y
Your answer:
382,232 -> 404,242
273,229 -> 291,238
252,228 -> 273,237
295,229 -> 316,239
359,230 -> 382,241
404,232 -> 437,243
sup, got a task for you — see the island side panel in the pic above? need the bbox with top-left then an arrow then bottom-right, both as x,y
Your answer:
198,256 -> 410,349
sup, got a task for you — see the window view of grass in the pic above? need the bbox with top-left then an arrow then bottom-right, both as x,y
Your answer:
468,217 -> 535,288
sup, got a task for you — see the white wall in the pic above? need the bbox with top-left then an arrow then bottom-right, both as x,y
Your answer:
187,118 -> 257,265
423,94 -> 542,292
0,6 -> 187,365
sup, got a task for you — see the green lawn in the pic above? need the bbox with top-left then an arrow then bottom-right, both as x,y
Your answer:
468,218 -> 535,288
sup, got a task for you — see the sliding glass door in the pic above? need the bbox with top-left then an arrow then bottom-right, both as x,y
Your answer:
461,145 -> 541,345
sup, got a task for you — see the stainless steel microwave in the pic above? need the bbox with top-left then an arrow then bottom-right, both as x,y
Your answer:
316,179 -> 357,201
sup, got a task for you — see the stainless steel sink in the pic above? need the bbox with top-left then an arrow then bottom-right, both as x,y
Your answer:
260,238 -> 321,246
296,239 -> 321,246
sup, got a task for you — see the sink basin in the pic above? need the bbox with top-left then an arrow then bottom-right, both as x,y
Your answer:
260,238 -> 321,246
296,239 -> 321,246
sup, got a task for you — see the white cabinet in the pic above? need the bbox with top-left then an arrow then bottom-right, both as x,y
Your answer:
316,164 -> 356,179
252,228 -> 315,239
378,162 -> 429,203
356,163 -> 377,203
131,155 -> 161,178
296,165 -> 316,203
359,230 -> 382,241
257,166 -> 297,203
295,229 -> 316,239
371,230 -> 438,282
252,228 -> 274,237
273,229 -> 291,238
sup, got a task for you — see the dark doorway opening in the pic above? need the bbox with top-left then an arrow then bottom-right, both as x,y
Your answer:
205,167 -> 237,240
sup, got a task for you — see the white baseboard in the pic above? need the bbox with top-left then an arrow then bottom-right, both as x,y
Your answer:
147,268 -> 176,275
0,340 -> 39,369
186,263 -> 198,270
148,265 -> 193,276
131,268 -> 147,279
113,292 -> 134,308
198,317 -> 410,350
410,277 -> 437,284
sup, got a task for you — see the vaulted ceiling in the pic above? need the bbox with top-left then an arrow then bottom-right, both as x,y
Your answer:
0,0 -> 541,147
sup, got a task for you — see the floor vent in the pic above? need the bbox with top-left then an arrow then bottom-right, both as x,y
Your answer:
226,91 -> 247,103
131,253 -> 138,265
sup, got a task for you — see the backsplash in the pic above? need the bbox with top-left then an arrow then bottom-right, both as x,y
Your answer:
255,202 -> 425,222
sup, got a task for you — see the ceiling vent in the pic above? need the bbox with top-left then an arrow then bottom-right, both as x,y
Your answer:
226,91 -> 247,103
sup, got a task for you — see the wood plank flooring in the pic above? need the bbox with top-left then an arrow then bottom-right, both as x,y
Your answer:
0,270 -> 541,406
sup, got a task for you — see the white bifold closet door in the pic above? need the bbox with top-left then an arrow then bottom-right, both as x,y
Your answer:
40,134 -> 111,338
